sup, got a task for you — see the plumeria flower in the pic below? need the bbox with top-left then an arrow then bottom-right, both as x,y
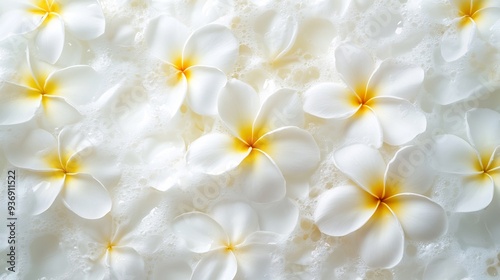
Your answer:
303,43 -> 426,148
438,0 -> 500,61
3,126 -> 117,219
186,79 -> 320,203
432,108 -> 500,212
0,50 -> 100,127
0,0 -> 105,63
80,214 -> 162,279
173,201 -> 280,280
314,144 -> 447,268
145,15 -> 238,116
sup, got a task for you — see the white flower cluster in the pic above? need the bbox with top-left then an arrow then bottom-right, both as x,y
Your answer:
0,0 -> 499,279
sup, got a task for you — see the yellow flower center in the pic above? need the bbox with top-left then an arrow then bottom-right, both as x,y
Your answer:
457,0 -> 485,27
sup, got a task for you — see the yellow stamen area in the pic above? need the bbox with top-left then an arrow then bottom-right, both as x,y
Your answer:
457,0 -> 485,27
173,55 -> 194,81
350,84 -> 376,109
44,151 -> 80,176
224,243 -> 235,253
23,70 -> 57,98
28,0 -> 61,25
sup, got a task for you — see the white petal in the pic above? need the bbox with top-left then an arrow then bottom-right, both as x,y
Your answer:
475,7 -> 500,36
145,15 -> 189,63
185,66 -> 227,116
0,8 -> 42,38
40,96 -> 82,128
61,173 -> 112,219
254,11 -> 298,61
211,201 -> 259,244
60,0 -> 105,40
369,97 -> 426,146
162,70 -> 188,117
385,146 -> 435,195
35,14 -> 65,63
255,198 -> 299,235
241,231 -> 280,246
466,108 -> 500,166
253,89 -> 304,137
342,107 -> 383,148
218,79 -> 260,139
440,18 -> 475,62
455,174 -> 494,212
191,250 -> 237,280
368,62 -> 424,100
303,83 -> 359,119
314,185 -> 378,236
359,204 -> 404,268
183,24 -> 239,72
334,144 -> 386,197
239,150 -> 286,203
45,65 -> 101,106
0,82 -> 41,125
109,247 -> 145,280
172,212 -> 227,253
432,134 -> 482,174
186,133 -> 250,175
385,194 -> 447,241
235,244 -> 274,279
32,178 -> 64,215
4,128 -> 58,171
257,126 -> 320,179
57,125 -> 94,166
335,43 -> 375,90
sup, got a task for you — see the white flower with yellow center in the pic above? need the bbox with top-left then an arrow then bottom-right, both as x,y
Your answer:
432,0 -> 500,61
433,108 -> 500,212
173,201 -> 280,280
186,79 -> 320,203
81,214 -> 161,279
0,0 -> 105,63
303,43 -> 426,148
314,145 -> 447,268
3,126 -> 116,219
0,51 -> 100,127
145,16 -> 238,116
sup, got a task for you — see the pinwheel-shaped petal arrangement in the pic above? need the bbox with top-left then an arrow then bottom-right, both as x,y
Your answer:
81,214 -> 162,279
186,79 -> 320,203
440,0 -> 500,61
432,108 -> 500,212
0,51 -> 100,127
0,0 -> 105,63
145,15 -> 238,116
303,43 -> 426,148
4,127 -> 116,219
173,201 -> 280,280
314,145 -> 447,268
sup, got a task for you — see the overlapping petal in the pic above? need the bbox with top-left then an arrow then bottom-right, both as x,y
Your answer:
335,42 -> 374,89
211,201 -> 259,244
303,83 -> 359,119
441,18 -> 475,62
108,247 -> 145,280
369,62 -> 424,100
186,133 -> 251,175
258,126 -> 320,179
454,174 -> 494,212
145,15 -> 189,63
185,66 -> 226,115
358,204 -> 404,268
59,0 -> 105,40
32,179 -> 64,215
466,108 -> 500,164
314,184 -> 378,236
173,212 -> 227,253
239,151 -> 286,203
334,144 -> 386,197
183,24 -> 238,72
369,97 -> 426,146
191,249 -> 238,280
385,194 -> 447,241
60,173 -> 111,219
35,14 -> 65,63
0,82 -> 41,125
432,134 -> 482,174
